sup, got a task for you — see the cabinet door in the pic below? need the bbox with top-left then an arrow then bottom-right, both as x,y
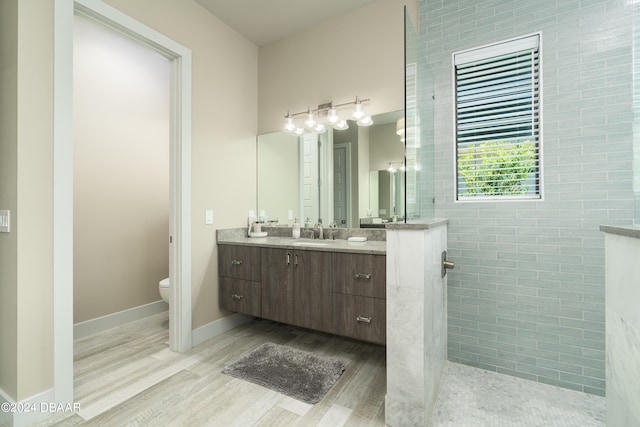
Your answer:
261,247 -> 293,324
293,250 -> 332,332
332,253 -> 386,299
333,294 -> 386,344
220,277 -> 261,317
218,245 -> 260,281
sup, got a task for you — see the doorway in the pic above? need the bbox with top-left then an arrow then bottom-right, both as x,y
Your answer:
333,143 -> 352,228
73,12 -> 170,327
53,0 -> 192,404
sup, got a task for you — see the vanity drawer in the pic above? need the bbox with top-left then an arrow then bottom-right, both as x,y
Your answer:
220,277 -> 261,317
332,253 -> 386,299
333,293 -> 386,345
218,245 -> 261,281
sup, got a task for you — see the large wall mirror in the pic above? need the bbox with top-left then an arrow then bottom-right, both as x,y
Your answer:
257,110 -> 404,228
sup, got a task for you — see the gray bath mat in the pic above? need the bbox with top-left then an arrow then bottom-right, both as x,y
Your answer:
222,342 -> 345,404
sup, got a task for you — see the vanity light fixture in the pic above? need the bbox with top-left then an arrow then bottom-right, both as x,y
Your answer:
284,112 -> 296,132
327,106 -> 339,124
333,120 -> 349,131
357,116 -> 374,126
396,117 -> 406,143
283,96 -> 373,134
304,107 -> 316,129
396,117 -> 405,135
387,161 -> 406,173
352,96 -> 365,120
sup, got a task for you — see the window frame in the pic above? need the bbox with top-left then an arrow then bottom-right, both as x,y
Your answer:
452,33 -> 543,202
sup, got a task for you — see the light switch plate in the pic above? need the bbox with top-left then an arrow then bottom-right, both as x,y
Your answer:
0,210 -> 10,233
205,210 -> 214,225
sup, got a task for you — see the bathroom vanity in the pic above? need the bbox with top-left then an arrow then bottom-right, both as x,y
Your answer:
217,231 -> 387,345
218,220 -> 450,427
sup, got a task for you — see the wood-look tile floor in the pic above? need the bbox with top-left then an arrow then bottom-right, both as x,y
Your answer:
34,312 -> 387,426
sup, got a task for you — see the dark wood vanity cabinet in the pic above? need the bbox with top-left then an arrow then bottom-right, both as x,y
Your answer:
332,253 -> 386,299
333,294 -> 386,344
331,253 -> 387,344
218,245 -> 261,281
260,247 -> 293,324
218,245 -> 262,317
218,243 -> 385,345
220,277 -> 261,317
261,247 -> 332,333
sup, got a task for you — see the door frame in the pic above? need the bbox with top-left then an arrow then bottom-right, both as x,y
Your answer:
333,142 -> 352,228
53,0 -> 192,403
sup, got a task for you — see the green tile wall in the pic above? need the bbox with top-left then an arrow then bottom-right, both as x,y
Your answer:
419,0 -> 635,396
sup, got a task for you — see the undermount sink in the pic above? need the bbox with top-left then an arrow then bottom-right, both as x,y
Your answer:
291,241 -> 330,247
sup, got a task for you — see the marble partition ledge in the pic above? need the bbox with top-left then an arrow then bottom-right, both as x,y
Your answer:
603,230 -> 640,427
385,224 -> 448,427
606,307 -> 640,426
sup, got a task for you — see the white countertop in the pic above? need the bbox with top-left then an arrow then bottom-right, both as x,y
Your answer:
217,235 -> 387,255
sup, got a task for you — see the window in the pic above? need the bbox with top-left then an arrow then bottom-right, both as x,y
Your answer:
454,34 -> 541,201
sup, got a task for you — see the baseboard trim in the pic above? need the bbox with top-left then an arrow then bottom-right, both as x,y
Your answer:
191,313 -> 253,347
0,388 -> 10,427
0,387 -> 58,427
74,300 -> 169,339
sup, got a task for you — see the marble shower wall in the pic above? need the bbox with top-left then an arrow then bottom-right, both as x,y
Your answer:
602,227 -> 640,427
385,222 -> 448,426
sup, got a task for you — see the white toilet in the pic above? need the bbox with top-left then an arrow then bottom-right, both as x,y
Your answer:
159,277 -> 170,303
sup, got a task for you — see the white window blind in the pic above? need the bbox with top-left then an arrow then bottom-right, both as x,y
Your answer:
454,34 -> 541,201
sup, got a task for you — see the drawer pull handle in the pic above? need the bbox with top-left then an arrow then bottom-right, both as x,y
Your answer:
356,315 -> 371,323
231,294 -> 244,300
355,273 -> 371,279
231,260 -> 243,265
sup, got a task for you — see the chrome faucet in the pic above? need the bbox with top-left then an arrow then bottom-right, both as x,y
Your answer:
314,222 -> 323,240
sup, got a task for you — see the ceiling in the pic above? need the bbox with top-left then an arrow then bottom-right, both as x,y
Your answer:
194,0 -> 380,46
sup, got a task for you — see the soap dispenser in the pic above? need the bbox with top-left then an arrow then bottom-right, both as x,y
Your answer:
292,219 -> 301,239
248,213 -> 256,237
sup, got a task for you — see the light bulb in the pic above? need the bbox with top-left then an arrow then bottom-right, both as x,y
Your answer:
294,127 -> 304,135
304,108 -> 315,129
352,103 -> 364,120
396,117 -> 405,136
314,123 -> 327,133
357,116 -> 373,126
327,107 -> 339,124
284,117 -> 295,132
352,96 -> 367,120
333,120 -> 349,130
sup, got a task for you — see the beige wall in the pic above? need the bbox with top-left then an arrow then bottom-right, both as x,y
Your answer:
1,0 -> 258,402
257,132 -> 300,225
0,0 -> 55,402
103,0 -> 258,330
73,14 -> 171,323
0,0 -> 19,401
258,0 -> 416,134
370,121 -> 404,171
